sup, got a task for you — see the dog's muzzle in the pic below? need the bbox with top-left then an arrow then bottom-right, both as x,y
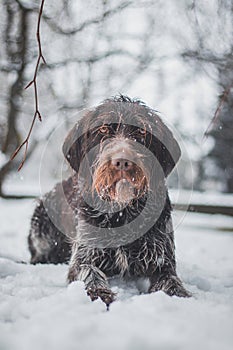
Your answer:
93,137 -> 149,204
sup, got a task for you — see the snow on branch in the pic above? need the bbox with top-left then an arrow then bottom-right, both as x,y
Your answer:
11,0 -> 46,171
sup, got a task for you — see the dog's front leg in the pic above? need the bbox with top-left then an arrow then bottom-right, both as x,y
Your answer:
81,264 -> 116,308
69,263 -> 115,308
148,269 -> 191,298
67,244 -> 115,308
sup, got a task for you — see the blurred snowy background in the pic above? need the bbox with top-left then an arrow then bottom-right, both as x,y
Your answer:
0,1 -> 233,350
0,0 -> 232,196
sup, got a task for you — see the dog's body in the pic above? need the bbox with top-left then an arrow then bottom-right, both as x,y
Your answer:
29,96 -> 190,307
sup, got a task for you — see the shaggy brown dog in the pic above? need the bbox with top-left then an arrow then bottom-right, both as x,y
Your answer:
28,95 -> 191,308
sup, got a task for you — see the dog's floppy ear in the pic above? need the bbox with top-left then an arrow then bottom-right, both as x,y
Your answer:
62,123 -> 84,173
160,122 -> 181,177
150,114 -> 181,177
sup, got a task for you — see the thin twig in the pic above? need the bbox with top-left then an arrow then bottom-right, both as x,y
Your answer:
203,83 -> 232,140
11,0 -> 46,171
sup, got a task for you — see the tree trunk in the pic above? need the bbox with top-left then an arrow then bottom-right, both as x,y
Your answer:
0,2 -> 29,195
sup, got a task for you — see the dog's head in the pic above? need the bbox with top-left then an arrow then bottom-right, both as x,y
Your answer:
63,95 -> 181,204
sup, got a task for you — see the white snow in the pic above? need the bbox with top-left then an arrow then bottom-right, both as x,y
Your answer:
0,197 -> 233,350
170,189 -> 233,208
0,151 -> 7,169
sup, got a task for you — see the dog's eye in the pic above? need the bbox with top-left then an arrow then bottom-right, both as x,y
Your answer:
99,126 -> 109,134
139,128 -> 146,135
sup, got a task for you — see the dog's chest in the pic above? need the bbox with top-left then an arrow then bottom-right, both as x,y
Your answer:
96,237 -> 165,278
75,199 -> 172,277
114,247 -> 129,275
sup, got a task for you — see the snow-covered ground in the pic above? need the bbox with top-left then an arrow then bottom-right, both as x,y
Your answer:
0,197 -> 233,350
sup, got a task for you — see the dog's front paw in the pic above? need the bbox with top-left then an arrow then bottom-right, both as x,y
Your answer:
164,283 -> 192,298
149,275 -> 191,298
86,287 -> 116,309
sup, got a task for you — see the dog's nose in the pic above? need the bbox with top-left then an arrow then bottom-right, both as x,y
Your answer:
111,158 -> 133,171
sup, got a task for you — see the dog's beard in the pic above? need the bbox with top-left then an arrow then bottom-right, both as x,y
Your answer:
115,179 -> 135,203
92,160 -> 148,204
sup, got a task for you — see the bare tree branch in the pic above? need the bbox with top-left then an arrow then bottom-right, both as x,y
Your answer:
42,1 -> 133,35
11,0 -> 46,171
42,49 -> 135,69
182,50 -> 233,70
